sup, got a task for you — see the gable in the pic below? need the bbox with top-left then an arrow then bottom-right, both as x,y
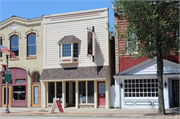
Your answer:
118,57 -> 180,75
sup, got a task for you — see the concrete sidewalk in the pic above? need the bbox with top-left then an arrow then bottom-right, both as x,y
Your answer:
0,107 -> 179,118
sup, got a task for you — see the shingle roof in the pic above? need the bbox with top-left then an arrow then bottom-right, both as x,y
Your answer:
57,35 -> 81,44
40,66 -> 108,81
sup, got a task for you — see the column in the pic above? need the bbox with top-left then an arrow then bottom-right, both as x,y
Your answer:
105,79 -> 110,109
62,81 -> 66,108
94,80 -> 97,108
27,73 -> 31,107
115,78 -> 120,108
163,77 -> 169,109
75,80 -> 79,108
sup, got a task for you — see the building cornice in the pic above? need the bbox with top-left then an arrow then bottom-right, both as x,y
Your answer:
0,16 -> 42,30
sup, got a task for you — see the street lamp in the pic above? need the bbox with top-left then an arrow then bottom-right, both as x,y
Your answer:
4,52 -> 11,113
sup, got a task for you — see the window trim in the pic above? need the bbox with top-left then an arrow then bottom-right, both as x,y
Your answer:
126,33 -> 138,54
59,42 -> 79,64
27,33 -> 36,57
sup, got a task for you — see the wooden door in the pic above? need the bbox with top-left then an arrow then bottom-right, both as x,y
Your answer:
172,80 -> 179,107
2,86 -> 11,107
32,84 -> 41,107
98,81 -> 105,106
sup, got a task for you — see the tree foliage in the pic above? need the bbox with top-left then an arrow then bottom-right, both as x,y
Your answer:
112,0 -> 179,58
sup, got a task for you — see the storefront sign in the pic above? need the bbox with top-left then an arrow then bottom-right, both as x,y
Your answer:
14,91 -> 25,93
87,31 -> 93,55
50,98 -> 64,114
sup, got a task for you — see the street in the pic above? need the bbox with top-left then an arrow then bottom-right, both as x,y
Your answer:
0,116 -> 177,119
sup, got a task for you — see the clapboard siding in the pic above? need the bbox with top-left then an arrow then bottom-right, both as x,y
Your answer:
44,8 -> 109,68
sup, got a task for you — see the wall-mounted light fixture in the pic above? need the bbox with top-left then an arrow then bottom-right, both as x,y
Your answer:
164,81 -> 167,87
27,70 -> 30,76
120,82 -> 123,88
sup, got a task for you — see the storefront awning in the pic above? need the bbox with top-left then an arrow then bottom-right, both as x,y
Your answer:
40,66 -> 108,81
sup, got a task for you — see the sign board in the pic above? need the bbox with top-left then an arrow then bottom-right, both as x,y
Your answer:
87,31 -> 93,55
50,98 -> 64,114
5,69 -> 12,82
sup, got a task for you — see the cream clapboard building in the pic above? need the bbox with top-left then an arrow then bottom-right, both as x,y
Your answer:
0,16 -> 43,107
40,8 -> 114,109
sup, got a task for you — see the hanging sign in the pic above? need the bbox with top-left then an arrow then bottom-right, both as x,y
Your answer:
50,98 -> 64,114
87,31 -> 93,55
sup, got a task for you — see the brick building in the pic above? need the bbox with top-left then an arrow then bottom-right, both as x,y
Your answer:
112,5 -> 179,109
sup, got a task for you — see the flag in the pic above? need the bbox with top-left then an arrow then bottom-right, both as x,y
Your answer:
1,64 -> 6,77
0,45 -> 16,58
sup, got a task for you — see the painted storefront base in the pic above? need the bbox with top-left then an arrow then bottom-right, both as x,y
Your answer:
113,58 -> 179,109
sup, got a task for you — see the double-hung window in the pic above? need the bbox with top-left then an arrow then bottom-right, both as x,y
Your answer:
126,33 -> 138,54
10,35 -> 19,57
27,33 -> 36,56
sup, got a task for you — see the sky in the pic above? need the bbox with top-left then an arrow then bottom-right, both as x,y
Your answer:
0,0 -> 115,31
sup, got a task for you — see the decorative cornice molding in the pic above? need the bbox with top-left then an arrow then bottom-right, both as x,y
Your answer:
0,20 -> 41,30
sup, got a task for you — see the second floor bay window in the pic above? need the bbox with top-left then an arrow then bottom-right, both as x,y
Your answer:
58,35 -> 81,64
10,35 -> 19,57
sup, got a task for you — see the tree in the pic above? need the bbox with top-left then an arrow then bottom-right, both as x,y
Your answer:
112,0 -> 179,115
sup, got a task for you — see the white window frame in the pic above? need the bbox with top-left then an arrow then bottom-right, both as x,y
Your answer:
126,33 -> 138,54
124,79 -> 158,99
59,43 -> 79,59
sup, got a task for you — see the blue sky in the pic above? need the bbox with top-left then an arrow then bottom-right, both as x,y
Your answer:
0,0 -> 114,30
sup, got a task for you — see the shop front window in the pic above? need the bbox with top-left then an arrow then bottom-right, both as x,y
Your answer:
124,79 -> 158,97
79,81 -> 94,103
88,81 -> 94,103
79,81 -> 86,103
48,82 -> 54,103
56,82 -> 62,103
13,86 -> 26,100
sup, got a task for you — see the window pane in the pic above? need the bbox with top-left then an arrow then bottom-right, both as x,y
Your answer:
66,82 -> 69,103
48,82 -> 54,103
28,35 -> 36,45
56,82 -> 62,103
29,46 -> 36,55
88,81 -> 94,103
34,86 -> 39,104
12,36 -> 19,47
33,73 -> 40,83
73,43 -> 78,57
16,79 -> 26,84
62,44 -> 71,57
79,81 -> 86,103
13,86 -> 26,100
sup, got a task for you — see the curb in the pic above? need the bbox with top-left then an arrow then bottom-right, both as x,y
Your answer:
0,113 -> 178,118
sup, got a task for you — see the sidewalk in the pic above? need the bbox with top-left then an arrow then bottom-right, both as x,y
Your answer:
0,107 -> 179,118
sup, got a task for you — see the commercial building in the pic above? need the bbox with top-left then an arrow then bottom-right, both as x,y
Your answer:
0,16 -> 43,107
40,8 -> 114,109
